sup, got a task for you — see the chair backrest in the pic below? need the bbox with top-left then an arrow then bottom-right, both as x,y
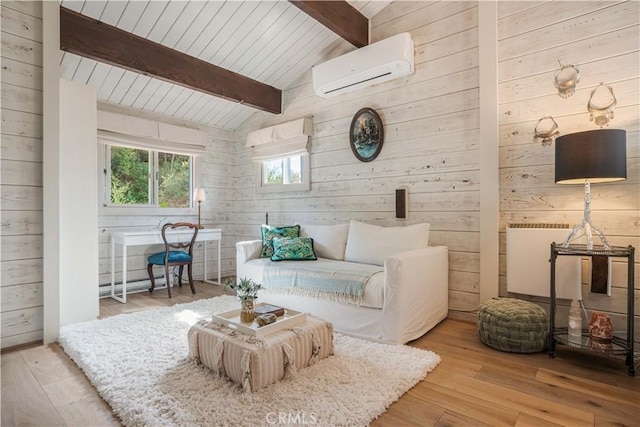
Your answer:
161,222 -> 199,257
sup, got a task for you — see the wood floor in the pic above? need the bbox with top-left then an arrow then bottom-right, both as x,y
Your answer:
2,282 -> 638,427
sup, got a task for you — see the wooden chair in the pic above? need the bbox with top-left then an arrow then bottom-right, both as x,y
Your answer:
147,222 -> 199,298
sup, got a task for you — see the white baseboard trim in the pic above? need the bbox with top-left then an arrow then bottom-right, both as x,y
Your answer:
98,277 -> 170,298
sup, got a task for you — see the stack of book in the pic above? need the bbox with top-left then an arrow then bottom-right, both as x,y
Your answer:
254,304 -> 285,317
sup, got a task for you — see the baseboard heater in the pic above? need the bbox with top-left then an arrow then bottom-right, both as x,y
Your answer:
99,277 -> 169,298
506,224 -> 581,299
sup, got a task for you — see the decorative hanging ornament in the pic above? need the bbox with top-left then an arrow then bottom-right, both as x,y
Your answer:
534,116 -> 560,146
588,83 -> 617,127
554,62 -> 580,98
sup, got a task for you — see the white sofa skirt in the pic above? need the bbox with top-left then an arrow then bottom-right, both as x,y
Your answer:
257,291 -> 446,344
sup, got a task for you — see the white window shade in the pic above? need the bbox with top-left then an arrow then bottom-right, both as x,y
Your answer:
98,130 -> 206,156
247,118 -> 313,161
97,110 -> 207,156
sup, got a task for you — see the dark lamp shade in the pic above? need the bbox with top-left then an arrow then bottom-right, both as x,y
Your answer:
555,129 -> 627,184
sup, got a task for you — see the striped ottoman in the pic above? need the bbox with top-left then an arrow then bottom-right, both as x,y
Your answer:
188,316 -> 333,392
477,298 -> 549,353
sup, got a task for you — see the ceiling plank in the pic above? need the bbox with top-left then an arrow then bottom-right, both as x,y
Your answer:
59,6 -> 282,115
288,0 -> 369,48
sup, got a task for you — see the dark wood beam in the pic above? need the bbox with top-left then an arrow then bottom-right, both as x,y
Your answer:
289,1 -> 368,48
59,6 -> 281,115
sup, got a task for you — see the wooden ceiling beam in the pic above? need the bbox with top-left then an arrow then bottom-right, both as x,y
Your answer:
59,6 -> 281,115
289,0 -> 369,48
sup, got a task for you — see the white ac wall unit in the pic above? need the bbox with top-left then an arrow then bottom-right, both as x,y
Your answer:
312,33 -> 414,98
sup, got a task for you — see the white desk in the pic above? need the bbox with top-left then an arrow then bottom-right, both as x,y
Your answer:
110,228 -> 222,303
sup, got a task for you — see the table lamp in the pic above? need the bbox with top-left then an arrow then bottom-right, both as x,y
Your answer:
555,129 -> 627,250
194,188 -> 205,229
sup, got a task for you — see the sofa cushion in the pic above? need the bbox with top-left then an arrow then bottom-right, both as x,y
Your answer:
271,237 -> 318,261
299,223 -> 349,260
260,225 -> 300,258
344,220 -> 430,266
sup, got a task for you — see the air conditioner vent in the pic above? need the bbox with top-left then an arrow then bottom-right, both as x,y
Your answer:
312,33 -> 414,98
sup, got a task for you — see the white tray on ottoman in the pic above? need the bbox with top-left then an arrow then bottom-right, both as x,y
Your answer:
209,302 -> 306,338
188,314 -> 333,392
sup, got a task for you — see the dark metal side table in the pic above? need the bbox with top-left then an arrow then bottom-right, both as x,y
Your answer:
549,243 -> 636,376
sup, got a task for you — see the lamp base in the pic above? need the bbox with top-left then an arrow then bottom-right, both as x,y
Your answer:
561,181 -> 610,251
196,201 -> 203,230
561,221 -> 610,250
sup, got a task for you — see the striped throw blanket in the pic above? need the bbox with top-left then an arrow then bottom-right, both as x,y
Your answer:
262,261 -> 383,304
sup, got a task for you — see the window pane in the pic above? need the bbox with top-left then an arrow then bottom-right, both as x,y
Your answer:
287,155 -> 302,184
158,152 -> 191,208
264,159 -> 283,184
110,146 -> 150,205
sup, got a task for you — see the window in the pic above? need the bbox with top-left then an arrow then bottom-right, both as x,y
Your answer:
246,118 -> 313,194
263,155 -> 302,185
257,154 -> 310,193
104,144 -> 194,208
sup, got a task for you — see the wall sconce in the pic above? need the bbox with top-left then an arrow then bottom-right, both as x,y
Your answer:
194,188 -> 205,229
395,188 -> 407,219
555,129 -> 627,250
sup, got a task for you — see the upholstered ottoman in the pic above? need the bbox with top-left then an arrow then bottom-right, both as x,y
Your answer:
188,316 -> 333,392
477,298 -> 549,353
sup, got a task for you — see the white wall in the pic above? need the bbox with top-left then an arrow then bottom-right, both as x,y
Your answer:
1,1 -> 45,348
497,1 -> 640,341
58,78 -> 99,325
232,2 -> 482,321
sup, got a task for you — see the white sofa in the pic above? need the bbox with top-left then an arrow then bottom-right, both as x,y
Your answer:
236,220 -> 448,344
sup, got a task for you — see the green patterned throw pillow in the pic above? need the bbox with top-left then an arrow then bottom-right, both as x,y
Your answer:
271,237 -> 317,261
260,225 -> 300,258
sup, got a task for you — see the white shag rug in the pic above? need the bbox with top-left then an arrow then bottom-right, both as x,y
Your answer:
59,295 -> 440,427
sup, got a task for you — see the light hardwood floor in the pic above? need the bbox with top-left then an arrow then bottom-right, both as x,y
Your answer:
2,283 -> 638,426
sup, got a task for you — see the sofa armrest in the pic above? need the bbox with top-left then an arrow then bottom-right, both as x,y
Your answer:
236,240 -> 264,283
236,240 -> 262,264
382,246 -> 448,343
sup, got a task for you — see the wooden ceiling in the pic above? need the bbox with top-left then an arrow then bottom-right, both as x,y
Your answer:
59,1 -> 392,130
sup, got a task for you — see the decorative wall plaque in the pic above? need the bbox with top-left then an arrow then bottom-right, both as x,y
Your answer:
588,83 -> 617,127
349,108 -> 384,162
534,116 -> 560,146
554,62 -> 580,98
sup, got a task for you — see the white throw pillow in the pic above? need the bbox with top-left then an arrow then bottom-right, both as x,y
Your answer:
344,220 -> 430,266
299,224 -> 350,260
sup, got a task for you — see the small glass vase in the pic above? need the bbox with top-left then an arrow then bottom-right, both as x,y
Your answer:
240,298 -> 254,323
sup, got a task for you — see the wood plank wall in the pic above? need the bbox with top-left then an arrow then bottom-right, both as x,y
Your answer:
0,0 -> 239,347
94,106 -> 237,294
232,1 -> 481,320
3,0 -> 635,350
1,1 -> 45,348
497,1 -> 640,342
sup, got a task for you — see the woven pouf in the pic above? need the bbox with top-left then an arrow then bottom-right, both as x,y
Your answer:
477,298 -> 549,353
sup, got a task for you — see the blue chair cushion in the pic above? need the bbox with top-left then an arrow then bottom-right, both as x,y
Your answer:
148,251 -> 192,265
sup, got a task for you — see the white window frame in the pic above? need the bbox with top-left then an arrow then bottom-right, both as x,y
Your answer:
255,153 -> 310,194
99,143 -> 198,216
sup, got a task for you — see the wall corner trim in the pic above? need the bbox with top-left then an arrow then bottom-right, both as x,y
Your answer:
479,1 -> 500,303
42,1 -> 61,344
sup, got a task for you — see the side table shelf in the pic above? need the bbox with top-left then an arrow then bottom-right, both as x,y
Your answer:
548,243 -> 636,376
